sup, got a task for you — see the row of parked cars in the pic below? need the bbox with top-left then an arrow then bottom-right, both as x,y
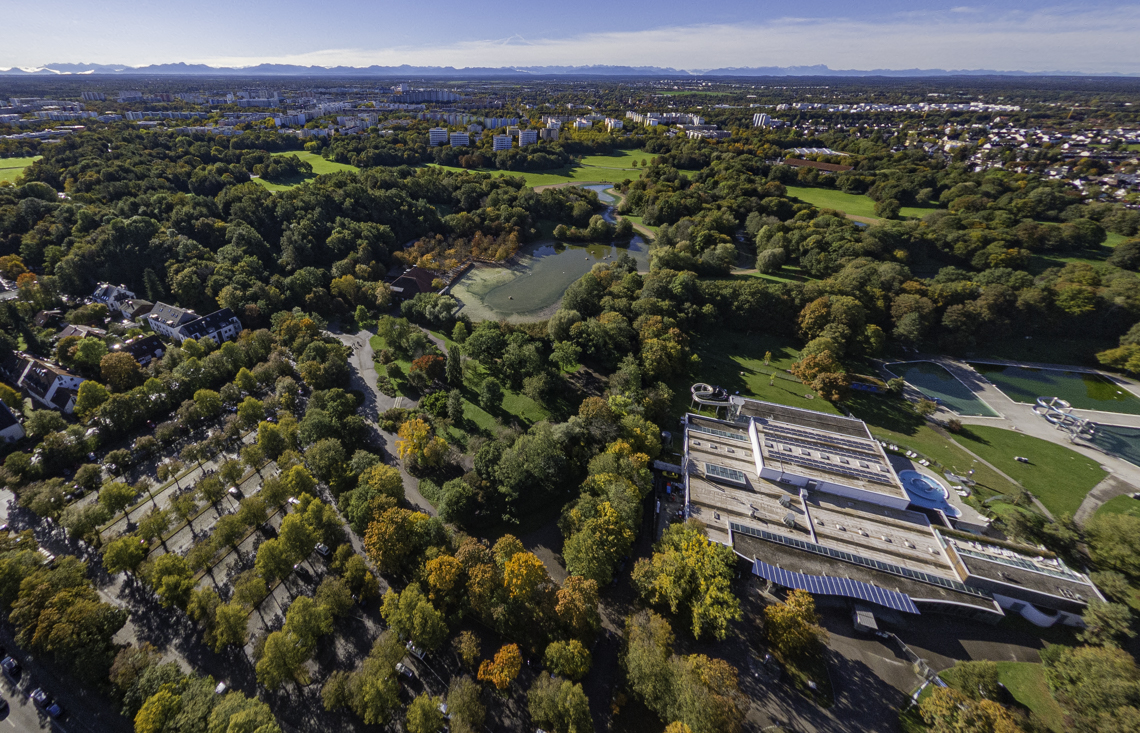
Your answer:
2,652 -> 64,719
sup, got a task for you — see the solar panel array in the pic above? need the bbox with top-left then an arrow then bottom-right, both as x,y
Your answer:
705,463 -> 748,484
762,423 -> 877,454
752,558 -> 920,614
731,523 -> 993,600
690,423 -> 750,443
767,449 -> 896,487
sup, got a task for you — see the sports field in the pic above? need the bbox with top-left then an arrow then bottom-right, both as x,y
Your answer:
253,151 -> 359,191
0,156 -> 41,184
429,149 -> 653,188
785,185 -> 933,221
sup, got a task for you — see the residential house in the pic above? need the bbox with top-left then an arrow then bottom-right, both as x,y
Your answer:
91,282 -> 137,312
389,267 -> 438,300
117,298 -> 154,320
176,308 -> 243,345
0,402 -> 23,443
2,352 -> 85,414
144,302 -> 199,339
115,335 -> 166,366
56,324 -> 107,341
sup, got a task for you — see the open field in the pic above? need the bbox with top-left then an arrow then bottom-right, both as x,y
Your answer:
0,155 -> 41,184
954,424 -> 1106,516
253,151 -> 360,191
429,149 -> 652,188
785,185 -> 934,221
1095,493 -> 1140,519
995,662 -> 1067,732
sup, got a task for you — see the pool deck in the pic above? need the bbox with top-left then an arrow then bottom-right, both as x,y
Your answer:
888,454 -> 988,527
874,355 -> 1140,521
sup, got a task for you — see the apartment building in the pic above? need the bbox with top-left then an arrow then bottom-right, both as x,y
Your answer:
428,127 -> 449,146
492,135 -> 512,151
449,132 -> 470,147
518,129 -> 538,147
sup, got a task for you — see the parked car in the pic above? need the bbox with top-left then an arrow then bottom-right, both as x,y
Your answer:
406,641 -> 425,660
395,663 -> 414,679
315,543 -> 330,557
30,688 -> 63,718
0,656 -> 19,679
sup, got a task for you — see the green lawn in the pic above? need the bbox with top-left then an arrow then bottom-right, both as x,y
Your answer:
845,395 -> 1020,499
953,424 -> 1106,516
1095,493 -> 1140,519
677,332 -> 843,419
995,662 -> 1067,732
1105,231 -> 1133,247
0,155 -> 41,184
429,149 -> 652,188
253,151 -> 359,191
785,185 -> 934,221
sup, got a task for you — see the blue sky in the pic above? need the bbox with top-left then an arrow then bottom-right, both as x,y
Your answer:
3,1 -> 1139,74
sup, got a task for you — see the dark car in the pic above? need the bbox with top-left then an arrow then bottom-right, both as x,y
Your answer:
0,657 -> 20,679
31,688 -> 63,718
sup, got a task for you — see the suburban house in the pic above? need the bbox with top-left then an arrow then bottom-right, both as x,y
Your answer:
389,267 -> 438,301
0,402 -> 24,443
176,308 -> 243,345
117,297 -> 154,320
144,302 -> 200,339
91,282 -> 137,312
56,324 -> 107,341
115,334 -> 166,366
0,352 -> 85,414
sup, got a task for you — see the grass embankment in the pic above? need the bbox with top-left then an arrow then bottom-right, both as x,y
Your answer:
429,149 -> 654,188
905,662 -> 1066,732
253,151 -> 360,191
952,424 -> 1106,516
784,185 -> 934,221
1095,493 -> 1140,519
0,156 -> 42,184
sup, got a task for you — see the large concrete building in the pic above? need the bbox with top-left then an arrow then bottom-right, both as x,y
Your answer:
681,394 -> 1103,627
492,135 -> 512,151
427,128 -> 449,146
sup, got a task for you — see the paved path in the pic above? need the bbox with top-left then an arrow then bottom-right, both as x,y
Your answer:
327,326 -> 435,517
1074,474 -> 1137,524
886,355 -> 1140,522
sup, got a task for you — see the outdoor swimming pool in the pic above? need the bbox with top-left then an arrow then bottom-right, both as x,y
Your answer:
898,469 -> 961,518
1087,424 -> 1140,467
970,363 -> 1140,415
885,361 -> 1000,417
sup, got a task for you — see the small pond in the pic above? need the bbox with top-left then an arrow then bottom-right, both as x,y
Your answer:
449,185 -> 649,321
970,363 -> 1140,415
885,361 -> 1000,417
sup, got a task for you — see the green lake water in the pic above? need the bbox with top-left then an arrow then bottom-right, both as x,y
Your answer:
970,363 -> 1140,415
885,361 -> 1000,417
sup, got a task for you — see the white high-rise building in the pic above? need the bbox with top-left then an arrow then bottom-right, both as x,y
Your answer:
450,132 -> 470,147
753,113 -> 772,127
518,129 -> 538,147
428,127 -> 449,146
492,135 -> 512,151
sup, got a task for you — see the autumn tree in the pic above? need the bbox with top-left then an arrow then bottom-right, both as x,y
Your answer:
478,643 -> 522,691
527,672 -> 593,733
544,639 -> 592,680
381,584 -> 448,650
763,589 -> 828,661
100,352 -> 143,392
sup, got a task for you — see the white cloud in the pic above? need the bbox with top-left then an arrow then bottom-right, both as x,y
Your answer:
26,5 -> 1140,74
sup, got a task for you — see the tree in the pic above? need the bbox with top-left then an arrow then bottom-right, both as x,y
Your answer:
632,520 -> 741,640
454,631 -> 481,671
100,352 -> 143,392
255,539 -> 293,583
99,481 -> 137,519
208,690 -> 281,733
316,576 -> 353,618
136,508 -> 171,544
1078,600 -> 1136,647
563,502 -> 634,585
256,629 -> 313,689
396,418 -> 448,468
135,687 -> 180,733
446,344 -> 463,387
1086,513 -> 1140,578
278,513 -> 317,563
305,437 -> 346,485
478,377 -> 503,411
919,687 -> 1023,733
424,555 -> 463,606
103,535 -> 147,576
75,379 -> 111,417
71,337 -> 109,370
196,475 -> 225,505
478,644 -> 522,691
944,660 -> 1001,701
544,639 -> 592,680
285,595 -> 333,646
106,448 -> 133,474
763,589 -> 827,661
503,551 -> 551,607
25,410 -> 66,439
447,389 -> 465,424
213,514 -> 246,548
237,396 -> 265,428
446,676 -> 485,733
381,584 -> 448,650
213,602 -> 249,652
527,672 -> 593,733
552,341 -> 581,372
241,443 -> 265,475
406,693 -> 446,733
193,389 -> 223,419
148,553 -> 195,609
556,576 -> 601,641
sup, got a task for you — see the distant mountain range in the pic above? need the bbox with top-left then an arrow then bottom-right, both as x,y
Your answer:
0,62 -> 1128,78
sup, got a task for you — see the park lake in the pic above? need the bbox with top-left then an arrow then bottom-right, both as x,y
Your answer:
448,185 -> 650,321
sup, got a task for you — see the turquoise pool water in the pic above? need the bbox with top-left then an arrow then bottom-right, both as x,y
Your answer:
970,363 -> 1140,415
899,469 -> 961,518
1087,424 -> 1140,467
885,362 -> 1000,417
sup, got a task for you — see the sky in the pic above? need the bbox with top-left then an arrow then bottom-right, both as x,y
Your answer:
3,0 -> 1139,74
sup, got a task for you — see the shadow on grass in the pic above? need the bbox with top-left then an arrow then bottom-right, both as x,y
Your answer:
845,394 -> 924,437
